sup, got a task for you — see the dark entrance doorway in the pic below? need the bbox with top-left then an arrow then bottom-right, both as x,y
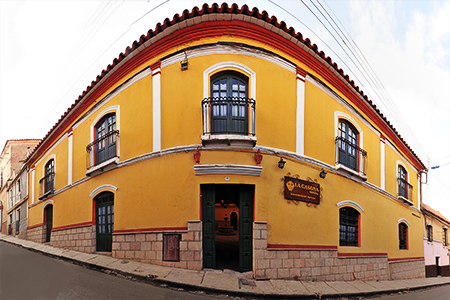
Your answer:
44,205 -> 53,242
95,192 -> 114,252
201,184 -> 254,272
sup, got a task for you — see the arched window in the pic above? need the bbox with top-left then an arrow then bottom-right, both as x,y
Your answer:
399,223 -> 408,250
338,119 -> 359,171
45,159 -> 55,193
210,72 -> 249,135
427,224 -> 433,242
443,228 -> 448,246
397,165 -> 408,199
94,113 -> 117,165
339,206 -> 360,247
40,159 -> 55,199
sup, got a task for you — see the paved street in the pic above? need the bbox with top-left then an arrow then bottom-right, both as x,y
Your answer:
2,236 -> 450,300
368,284 -> 450,300
0,242 -> 227,300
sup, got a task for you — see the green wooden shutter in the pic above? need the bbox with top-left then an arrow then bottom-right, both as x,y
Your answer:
239,185 -> 254,272
201,185 -> 216,269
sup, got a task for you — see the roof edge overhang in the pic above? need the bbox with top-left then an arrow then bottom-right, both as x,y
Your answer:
26,2 -> 426,170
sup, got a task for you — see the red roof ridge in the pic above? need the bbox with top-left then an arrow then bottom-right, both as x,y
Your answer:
422,203 -> 450,225
26,2 -> 426,170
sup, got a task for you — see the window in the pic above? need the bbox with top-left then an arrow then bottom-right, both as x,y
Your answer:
399,223 -> 408,250
93,113 -> 118,166
397,165 -> 410,199
443,228 -> 448,246
339,207 -> 360,247
39,159 -> 55,199
208,72 -> 251,135
427,224 -> 433,242
45,159 -> 54,193
336,119 -> 366,174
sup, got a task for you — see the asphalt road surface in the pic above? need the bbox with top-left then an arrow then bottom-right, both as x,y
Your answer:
0,241 -> 229,300
368,285 -> 450,300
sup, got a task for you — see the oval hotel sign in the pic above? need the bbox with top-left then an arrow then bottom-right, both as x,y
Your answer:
284,176 -> 320,204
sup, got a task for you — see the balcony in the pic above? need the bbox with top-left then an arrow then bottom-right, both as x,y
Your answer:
335,136 -> 367,180
86,130 -> 119,175
397,178 -> 413,204
8,193 -> 21,207
202,97 -> 256,147
39,172 -> 55,200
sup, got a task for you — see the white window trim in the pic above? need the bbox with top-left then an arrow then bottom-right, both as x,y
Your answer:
337,200 -> 364,213
89,184 -> 118,198
89,105 -> 120,169
398,218 -> 410,226
203,61 -> 256,99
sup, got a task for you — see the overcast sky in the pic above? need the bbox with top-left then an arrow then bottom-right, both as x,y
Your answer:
0,0 -> 449,218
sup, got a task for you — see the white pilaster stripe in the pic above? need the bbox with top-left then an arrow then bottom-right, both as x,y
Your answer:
152,70 -> 161,152
68,130 -> 73,185
31,168 -> 35,204
296,73 -> 306,156
380,138 -> 385,190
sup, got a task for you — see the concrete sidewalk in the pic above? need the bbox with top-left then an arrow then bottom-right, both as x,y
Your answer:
2,233 -> 449,299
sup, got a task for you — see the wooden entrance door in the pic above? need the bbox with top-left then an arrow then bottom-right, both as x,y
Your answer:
239,185 -> 254,272
44,205 -> 53,242
201,185 -> 216,269
95,192 -> 114,252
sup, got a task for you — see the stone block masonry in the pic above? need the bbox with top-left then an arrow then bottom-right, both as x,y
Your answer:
50,225 -> 96,253
112,221 -> 202,270
389,258 -> 426,280
254,221 -> 393,281
27,225 -> 45,243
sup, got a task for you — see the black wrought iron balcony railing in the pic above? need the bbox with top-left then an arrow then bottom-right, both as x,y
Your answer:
335,136 -> 367,176
202,97 -> 256,136
397,178 -> 413,200
86,130 -> 119,169
39,172 -> 55,199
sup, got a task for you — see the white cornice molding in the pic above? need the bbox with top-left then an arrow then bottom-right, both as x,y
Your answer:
194,164 -> 263,176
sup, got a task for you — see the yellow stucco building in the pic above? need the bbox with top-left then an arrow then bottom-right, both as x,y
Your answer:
26,3 -> 427,281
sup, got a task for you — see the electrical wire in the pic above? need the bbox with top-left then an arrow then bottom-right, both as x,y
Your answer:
45,0 -> 170,121
302,0 -> 427,162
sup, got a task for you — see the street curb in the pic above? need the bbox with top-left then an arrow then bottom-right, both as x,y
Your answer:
2,236 -> 450,299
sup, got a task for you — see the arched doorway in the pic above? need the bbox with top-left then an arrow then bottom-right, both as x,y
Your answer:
44,204 -> 53,243
95,192 -> 114,252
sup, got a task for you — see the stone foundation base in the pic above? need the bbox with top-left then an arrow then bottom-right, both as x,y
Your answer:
18,219 -> 28,240
27,225 -> 45,243
112,221 -> 202,270
254,222 -> 389,281
51,225 -> 96,253
389,259 -> 425,280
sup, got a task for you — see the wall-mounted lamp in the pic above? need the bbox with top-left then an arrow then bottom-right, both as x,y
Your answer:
180,51 -> 188,71
180,60 -> 188,71
320,169 -> 327,179
278,157 -> 286,169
